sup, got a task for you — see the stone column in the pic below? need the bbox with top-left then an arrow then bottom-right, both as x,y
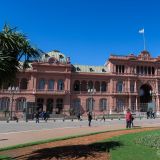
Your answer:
54,80 -> 57,91
128,79 -> 130,93
129,96 -> 131,109
43,99 -> 47,112
100,81 -> 102,93
45,79 -> 48,91
134,80 -> 137,93
135,96 -> 138,111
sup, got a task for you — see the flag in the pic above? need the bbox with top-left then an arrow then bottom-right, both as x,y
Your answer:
139,28 -> 144,34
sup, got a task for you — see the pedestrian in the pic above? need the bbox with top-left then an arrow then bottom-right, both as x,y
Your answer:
88,112 -> 92,127
35,112 -> 39,123
44,111 -> 49,122
77,113 -> 81,121
131,114 -> 134,127
146,111 -> 150,119
101,114 -> 105,122
125,109 -> 132,128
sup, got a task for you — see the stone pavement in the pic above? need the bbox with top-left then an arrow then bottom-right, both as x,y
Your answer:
0,118 -> 160,148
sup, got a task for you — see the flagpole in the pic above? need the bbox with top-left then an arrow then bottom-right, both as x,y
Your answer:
143,32 -> 146,50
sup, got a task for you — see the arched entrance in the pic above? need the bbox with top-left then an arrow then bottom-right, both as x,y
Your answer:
139,84 -> 152,112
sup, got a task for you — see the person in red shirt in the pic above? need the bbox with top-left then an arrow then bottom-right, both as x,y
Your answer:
126,109 -> 132,128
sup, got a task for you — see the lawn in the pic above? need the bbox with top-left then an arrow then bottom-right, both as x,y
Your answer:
0,155 -> 12,160
98,129 -> 160,160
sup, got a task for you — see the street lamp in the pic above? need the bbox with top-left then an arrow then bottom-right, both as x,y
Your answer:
88,88 -> 96,113
8,86 -> 19,120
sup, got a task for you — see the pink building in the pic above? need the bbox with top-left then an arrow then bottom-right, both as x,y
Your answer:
0,50 -> 160,119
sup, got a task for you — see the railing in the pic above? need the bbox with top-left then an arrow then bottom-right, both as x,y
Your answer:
0,89 -> 70,95
0,89 -> 33,94
72,90 -> 110,95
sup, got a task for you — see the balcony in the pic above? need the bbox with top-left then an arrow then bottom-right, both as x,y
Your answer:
34,89 -> 69,95
72,90 -> 110,95
0,89 -> 33,94
112,91 -> 138,95
0,89 -> 70,95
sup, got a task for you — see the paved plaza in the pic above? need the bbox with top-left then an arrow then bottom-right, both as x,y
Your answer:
0,118 -> 160,148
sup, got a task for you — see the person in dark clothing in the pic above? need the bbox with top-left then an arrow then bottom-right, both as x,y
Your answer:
100,114 -> 106,122
77,113 -> 81,121
88,112 -> 92,127
147,111 -> 150,119
131,114 -> 134,127
44,112 -> 49,122
35,112 -> 39,123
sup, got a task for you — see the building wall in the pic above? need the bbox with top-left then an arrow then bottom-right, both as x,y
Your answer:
0,50 -> 160,117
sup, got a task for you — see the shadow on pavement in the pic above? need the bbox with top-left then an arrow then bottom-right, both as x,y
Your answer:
13,141 -> 122,160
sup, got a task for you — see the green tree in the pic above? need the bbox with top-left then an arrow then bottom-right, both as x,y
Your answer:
0,24 -> 42,86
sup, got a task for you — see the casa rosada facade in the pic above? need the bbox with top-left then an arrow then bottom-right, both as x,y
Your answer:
1,50 -> 160,118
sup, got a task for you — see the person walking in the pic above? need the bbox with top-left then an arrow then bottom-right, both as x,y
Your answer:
35,112 -> 39,123
131,114 -> 134,128
125,109 -> 132,128
88,112 -> 92,127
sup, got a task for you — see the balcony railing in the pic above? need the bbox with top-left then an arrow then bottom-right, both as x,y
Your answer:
0,89 -> 70,95
35,89 -> 69,94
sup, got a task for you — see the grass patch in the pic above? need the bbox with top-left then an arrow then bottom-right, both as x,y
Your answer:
135,133 -> 160,149
97,129 -> 160,160
0,155 -> 13,160
0,128 -> 131,152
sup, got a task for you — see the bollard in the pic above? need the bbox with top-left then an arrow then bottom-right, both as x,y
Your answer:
71,119 -> 73,121
54,119 -> 56,122
7,119 -> 9,123
63,119 -> 65,122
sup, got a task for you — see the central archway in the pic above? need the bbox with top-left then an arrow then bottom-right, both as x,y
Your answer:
139,84 -> 152,111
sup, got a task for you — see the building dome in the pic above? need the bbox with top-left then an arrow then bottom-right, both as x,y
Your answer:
41,50 -> 68,64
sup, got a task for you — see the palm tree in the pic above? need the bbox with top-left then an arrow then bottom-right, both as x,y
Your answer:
0,24 -> 42,86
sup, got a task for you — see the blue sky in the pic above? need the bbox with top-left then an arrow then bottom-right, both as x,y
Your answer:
1,0 -> 160,65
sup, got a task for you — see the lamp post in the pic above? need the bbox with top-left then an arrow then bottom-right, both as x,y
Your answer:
8,86 -> 19,120
88,88 -> 96,114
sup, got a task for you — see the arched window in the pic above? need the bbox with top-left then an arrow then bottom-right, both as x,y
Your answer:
99,99 -> 107,111
117,81 -> 123,92
0,97 -> 10,111
72,99 -> 81,115
101,81 -> 107,92
20,78 -> 28,89
95,81 -> 100,92
16,98 -> 26,111
38,79 -> 45,90
73,80 -> 80,91
58,80 -> 64,91
88,81 -> 93,89
116,99 -> 125,112
56,98 -> 63,114
81,81 -> 87,91
46,99 -> 54,114
48,80 -> 54,90
86,98 -> 95,112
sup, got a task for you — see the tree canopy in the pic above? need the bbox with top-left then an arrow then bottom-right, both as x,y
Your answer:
0,24 -> 43,86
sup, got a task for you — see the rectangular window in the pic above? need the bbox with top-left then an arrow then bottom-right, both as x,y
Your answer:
130,84 -> 134,93
122,65 -> 125,73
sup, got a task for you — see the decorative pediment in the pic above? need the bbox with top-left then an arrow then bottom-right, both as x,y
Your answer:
138,50 -> 151,60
